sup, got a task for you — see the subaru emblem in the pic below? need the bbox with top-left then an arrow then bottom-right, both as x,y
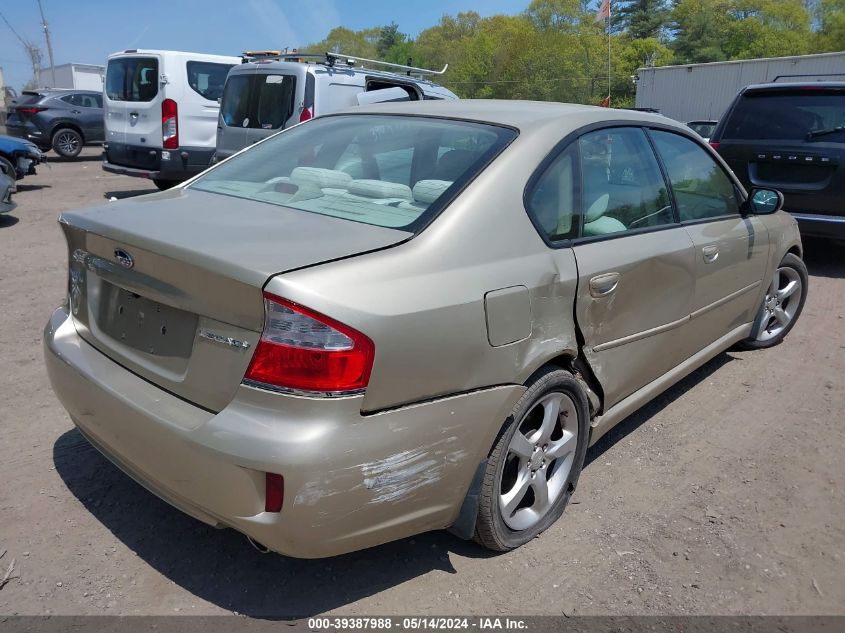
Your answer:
114,248 -> 134,269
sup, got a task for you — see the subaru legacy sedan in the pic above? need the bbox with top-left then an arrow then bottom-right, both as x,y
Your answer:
44,101 -> 807,558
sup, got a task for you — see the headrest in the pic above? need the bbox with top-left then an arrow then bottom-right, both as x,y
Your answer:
412,180 -> 452,204
347,179 -> 413,200
584,193 -> 610,223
290,167 -> 352,190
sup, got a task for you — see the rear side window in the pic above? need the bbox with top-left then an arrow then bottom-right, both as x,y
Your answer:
106,57 -> 158,102
191,114 -> 516,232
60,93 -> 101,108
650,130 -> 740,222
221,73 -> 297,130
579,127 -> 673,236
722,91 -> 845,141
186,61 -> 233,102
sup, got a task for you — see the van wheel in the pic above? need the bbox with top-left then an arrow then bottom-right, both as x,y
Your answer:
52,128 -> 83,158
739,253 -> 808,350
153,179 -> 175,191
474,368 -> 589,551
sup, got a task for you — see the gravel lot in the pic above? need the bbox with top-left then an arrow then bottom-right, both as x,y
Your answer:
0,148 -> 843,618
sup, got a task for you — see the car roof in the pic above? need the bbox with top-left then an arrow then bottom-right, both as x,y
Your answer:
332,99 -> 689,134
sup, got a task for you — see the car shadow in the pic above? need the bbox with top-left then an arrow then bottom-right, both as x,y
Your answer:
104,189 -> 157,200
802,238 -> 844,279
52,429 -> 491,619
0,214 -> 19,227
48,153 -> 102,163
585,351 -> 735,466
14,183 -> 51,192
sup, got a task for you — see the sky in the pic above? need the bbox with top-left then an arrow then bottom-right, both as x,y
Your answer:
0,0 -> 531,91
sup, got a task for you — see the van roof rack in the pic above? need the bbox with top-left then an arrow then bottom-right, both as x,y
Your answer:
240,49 -> 448,76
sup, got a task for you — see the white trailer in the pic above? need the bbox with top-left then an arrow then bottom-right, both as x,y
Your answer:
635,51 -> 845,123
38,63 -> 105,91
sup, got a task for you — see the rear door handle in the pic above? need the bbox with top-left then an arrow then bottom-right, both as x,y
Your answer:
589,272 -> 620,298
702,245 -> 719,263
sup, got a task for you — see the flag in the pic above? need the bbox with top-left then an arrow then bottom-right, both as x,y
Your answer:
599,95 -> 610,108
595,0 -> 610,22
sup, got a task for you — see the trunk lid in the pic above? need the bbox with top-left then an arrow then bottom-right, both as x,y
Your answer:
61,188 -> 409,411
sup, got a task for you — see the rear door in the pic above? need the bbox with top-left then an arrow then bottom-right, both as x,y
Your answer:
104,54 -> 162,167
183,59 -> 235,155
715,87 -> 845,220
242,69 -> 299,147
65,92 -> 104,142
650,129 -> 769,356
527,126 -> 695,409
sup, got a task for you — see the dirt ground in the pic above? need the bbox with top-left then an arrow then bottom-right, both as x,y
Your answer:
0,148 -> 843,618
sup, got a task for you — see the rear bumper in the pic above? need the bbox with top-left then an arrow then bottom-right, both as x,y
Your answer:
791,212 -> 845,241
44,306 -> 521,558
4,121 -> 49,148
102,143 -> 215,183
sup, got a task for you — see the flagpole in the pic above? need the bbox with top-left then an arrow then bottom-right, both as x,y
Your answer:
607,0 -> 611,106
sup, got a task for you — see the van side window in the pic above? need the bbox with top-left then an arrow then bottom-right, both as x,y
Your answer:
186,61 -> 234,102
365,80 -> 420,100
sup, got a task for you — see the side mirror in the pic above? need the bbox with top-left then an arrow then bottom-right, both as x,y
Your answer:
747,187 -> 783,215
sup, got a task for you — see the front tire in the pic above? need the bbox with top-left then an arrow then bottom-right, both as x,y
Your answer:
52,128 -> 83,158
739,252 -> 808,350
474,368 -> 589,551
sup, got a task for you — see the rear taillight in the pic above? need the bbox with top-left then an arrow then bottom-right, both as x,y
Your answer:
709,141 -> 720,151
162,98 -> 178,149
244,293 -> 375,394
299,105 -> 313,123
17,106 -> 46,115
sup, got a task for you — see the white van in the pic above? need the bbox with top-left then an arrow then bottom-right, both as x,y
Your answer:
214,52 -> 458,161
103,50 -> 240,189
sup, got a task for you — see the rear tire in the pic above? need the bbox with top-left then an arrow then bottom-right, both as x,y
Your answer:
52,128 -> 83,158
153,179 -> 176,191
474,368 -> 589,551
0,157 -> 17,193
738,253 -> 808,350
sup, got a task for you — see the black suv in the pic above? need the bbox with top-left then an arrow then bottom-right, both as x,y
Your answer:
5,89 -> 104,158
711,82 -> 845,241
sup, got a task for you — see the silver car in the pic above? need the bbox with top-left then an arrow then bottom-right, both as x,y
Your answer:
44,100 -> 807,557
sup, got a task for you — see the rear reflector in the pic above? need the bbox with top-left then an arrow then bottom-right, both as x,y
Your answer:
162,98 -> 178,149
244,293 -> 374,394
299,106 -> 313,123
709,141 -> 720,151
265,473 -> 284,513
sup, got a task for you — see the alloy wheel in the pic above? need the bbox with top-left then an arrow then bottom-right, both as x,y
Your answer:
756,266 -> 802,342
498,392 -> 579,531
56,132 -> 80,156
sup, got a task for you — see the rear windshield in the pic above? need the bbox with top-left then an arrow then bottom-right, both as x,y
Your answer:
688,122 -> 716,138
221,73 -> 297,130
186,61 -> 233,102
191,114 -> 516,232
106,57 -> 159,102
722,90 -> 845,141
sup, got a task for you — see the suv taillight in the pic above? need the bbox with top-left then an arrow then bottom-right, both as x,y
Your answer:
244,293 -> 375,394
17,106 -> 46,115
162,98 -> 178,149
709,141 -> 720,151
299,105 -> 313,123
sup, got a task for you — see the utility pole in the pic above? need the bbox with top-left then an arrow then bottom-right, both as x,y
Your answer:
0,10 -> 44,88
36,0 -> 56,87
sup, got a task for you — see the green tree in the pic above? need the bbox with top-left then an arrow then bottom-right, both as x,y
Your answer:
614,0 -> 671,40
815,0 -> 845,50
377,22 -> 404,58
670,0 -> 735,62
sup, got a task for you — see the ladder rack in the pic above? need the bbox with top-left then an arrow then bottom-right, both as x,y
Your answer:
240,49 -> 448,76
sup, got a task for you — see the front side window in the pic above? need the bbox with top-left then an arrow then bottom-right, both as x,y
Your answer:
579,127 -> 673,237
191,115 -> 515,232
105,57 -> 158,102
650,130 -> 740,222
186,61 -> 233,102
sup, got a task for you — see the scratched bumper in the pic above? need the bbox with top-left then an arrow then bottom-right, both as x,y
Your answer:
44,306 -> 522,558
